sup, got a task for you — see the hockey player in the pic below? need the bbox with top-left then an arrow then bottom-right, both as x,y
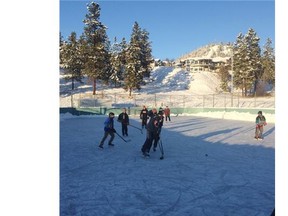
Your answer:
141,108 -> 160,157
140,105 -> 149,129
118,108 -> 129,136
164,105 -> 171,122
153,109 -> 164,151
254,111 -> 267,140
99,112 -> 116,148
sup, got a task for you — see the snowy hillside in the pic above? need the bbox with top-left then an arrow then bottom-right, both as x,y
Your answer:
178,43 -> 232,61
60,66 -> 221,96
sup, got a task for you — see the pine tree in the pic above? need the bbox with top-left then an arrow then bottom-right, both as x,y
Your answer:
261,38 -> 275,87
110,37 -> 125,87
140,29 -> 153,78
218,64 -> 231,92
245,28 -> 262,95
124,22 -> 153,96
124,22 -> 144,96
59,32 -> 66,68
233,33 -> 248,96
61,32 -> 84,90
82,1 -> 111,95
233,29 -> 262,96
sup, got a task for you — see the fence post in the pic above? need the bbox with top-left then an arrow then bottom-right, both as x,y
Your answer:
71,91 -> 73,108
237,94 -> 240,107
202,95 -> 205,108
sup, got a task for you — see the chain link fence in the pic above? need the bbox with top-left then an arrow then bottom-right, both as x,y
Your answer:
60,92 -> 275,109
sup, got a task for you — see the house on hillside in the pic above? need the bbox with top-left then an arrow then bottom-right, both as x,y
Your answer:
175,57 -> 230,72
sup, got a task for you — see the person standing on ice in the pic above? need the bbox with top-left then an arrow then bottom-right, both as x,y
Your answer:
254,111 -> 267,140
99,112 -> 116,148
117,108 -> 129,136
152,109 -> 164,151
164,105 -> 171,122
140,105 -> 149,129
141,108 -> 160,157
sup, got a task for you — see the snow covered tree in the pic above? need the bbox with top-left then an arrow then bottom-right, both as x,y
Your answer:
246,28 -> 262,95
110,37 -> 125,87
59,32 -> 65,67
261,38 -> 275,87
233,29 -> 262,96
233,33 -> 248,95
124,22 -> 153,96
61,32 -> 84,90
82,1 -> 111,95
140,29 -> 153,78
218,64 -> 231,92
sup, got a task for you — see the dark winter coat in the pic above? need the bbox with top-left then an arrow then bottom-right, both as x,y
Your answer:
140,108 -> 148,121
118,112 -> 129,125
146,110 -> 160,132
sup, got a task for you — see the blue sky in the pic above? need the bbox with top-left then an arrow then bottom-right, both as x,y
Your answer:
60,0 -> 275,60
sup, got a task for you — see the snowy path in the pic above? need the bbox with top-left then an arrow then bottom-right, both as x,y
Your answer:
60,115 -> 274,216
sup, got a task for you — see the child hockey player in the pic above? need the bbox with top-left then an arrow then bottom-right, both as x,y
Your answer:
118,108 -> 129,136
254,111 -> 267,140
99,112 -> 116,148
140,105 -> 149,129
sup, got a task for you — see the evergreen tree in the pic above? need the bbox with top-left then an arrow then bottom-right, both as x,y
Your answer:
140,29 -> 153,77
59,32 -> 66,68
124,22 -> 153,96
218,64 -> 231,92
261,38 -> 275,87
119,37 -> 128,76
233,33 -> 248,96
124,22 -> 144,96
110,37 -> 124,87
245,28 -> 262,95
82,1 -> 111,95
233,28 -> 262,96
61,32 -> 84,90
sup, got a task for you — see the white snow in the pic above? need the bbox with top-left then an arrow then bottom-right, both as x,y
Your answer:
60,114 -> 275,215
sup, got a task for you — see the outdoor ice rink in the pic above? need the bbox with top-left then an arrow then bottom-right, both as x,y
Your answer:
60,115 -> 275,216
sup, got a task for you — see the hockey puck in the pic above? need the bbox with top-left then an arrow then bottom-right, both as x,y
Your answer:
160,156 -> 164,160
205,154 -> 208,157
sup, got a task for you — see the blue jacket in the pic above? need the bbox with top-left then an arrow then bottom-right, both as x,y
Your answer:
104,117 -> 114,132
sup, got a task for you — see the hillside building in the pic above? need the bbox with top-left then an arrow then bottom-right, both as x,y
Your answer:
176,56 -> 230,73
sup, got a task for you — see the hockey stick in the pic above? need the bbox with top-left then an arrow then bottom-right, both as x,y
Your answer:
128,124 -> 143,134
115,131 -> 131,143
158,139 -> 164,160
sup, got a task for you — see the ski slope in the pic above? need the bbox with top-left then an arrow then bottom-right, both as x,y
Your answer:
60,114 -> 275,216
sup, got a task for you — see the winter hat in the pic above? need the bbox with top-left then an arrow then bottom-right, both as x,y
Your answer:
258,111 -> 262,115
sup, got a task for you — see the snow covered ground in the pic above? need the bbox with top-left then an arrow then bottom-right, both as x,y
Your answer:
60,114 -> 275,216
